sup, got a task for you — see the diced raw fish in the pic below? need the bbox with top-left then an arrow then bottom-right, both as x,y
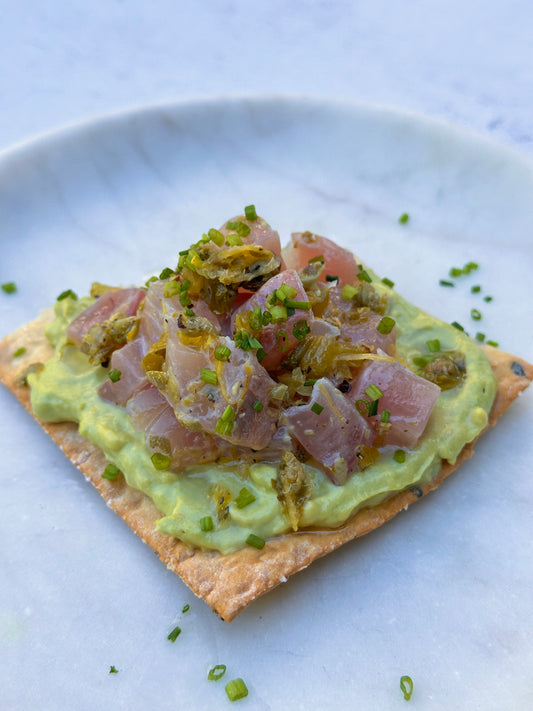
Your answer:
284,377 -> 373,484
348,359 -> 440,449
98,335 -> 149,406
165,333 -> 278,449
282,232 -> 359,286
67,288 -> 145,345
232,270 -> 314,372
221,215 -> 283,260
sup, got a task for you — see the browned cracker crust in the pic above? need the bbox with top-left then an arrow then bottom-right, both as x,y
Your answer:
1,310 -> 532,621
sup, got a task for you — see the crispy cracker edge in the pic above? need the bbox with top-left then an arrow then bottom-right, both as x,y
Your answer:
1,312 -> 532,622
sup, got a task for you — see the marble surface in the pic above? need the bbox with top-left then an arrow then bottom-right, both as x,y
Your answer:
0,4 -> 532,711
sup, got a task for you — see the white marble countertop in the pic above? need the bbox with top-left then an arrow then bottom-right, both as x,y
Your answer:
1,3 -> 532,711
1,0 -> 532,156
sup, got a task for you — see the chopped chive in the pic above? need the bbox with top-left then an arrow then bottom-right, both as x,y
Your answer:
200,368 -> 218,385
184,307 -> 195,317
449,266 -> 463,277
261,310 -> 273,326
464,261 -> 479,273
377,316 -> 395,335
235,488 -> 256,509
214,345 -> 232,361
277,283 -> 298,300
355,399 -> 369,415
145,276 -> 158,286
311,402 -> 324,415
471,308 -> 482,321
426,338 -> 441,353
159,267 -> 175,280
357,266 -> 372,283
451,321 -> 464,331
248,306 -> 263,331
151,453 -> 171,470
225,678 -> 249,701
381,277 -> 395,288
200,516 -> 214,532
102,464 -> 120,481
208,228 -> 224,246
221,405 -> 235,422
293,319 -> 310,341
475,332 -> 485,342
439,280 -> 454,287
471,285 -> 481,293
325,274 -> 339,282
276,330 -> 289,352
303,378 -> 317,386
484,295 -> 493,302
208,664 -> 227,681
225,233 -> 243,246
109,666 -> 119,674
163,280 -> 181,298
252,400 -> 264,412
284,299 -> 310,310
167,626 -> 181,642
341,284 -> 358,300
1,281 -> 17,294
364,383 -> 383,400
393,450 -> 406,463
182,604 -> 190,613
13,347 -> 26,358
413,355 -> 433,367
398,213 -> 410,224
244,204 -> 257,221
400,675 -> 414,701
486,339 -> 499,347
381,409 -> 390,423
269,304 -> 288,323
56,289 -> 77,301
367,399 -> 379,417
108,368 -> 121,383
226,220 -> 251,237
256,347 -> 267,362
246,534 -> 265,550
248,336 -> 263,350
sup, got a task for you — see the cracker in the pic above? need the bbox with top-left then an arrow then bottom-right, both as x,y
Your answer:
0,310 -> 531,621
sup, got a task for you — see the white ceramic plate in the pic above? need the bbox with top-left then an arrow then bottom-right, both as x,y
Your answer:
1,97 -> 532,711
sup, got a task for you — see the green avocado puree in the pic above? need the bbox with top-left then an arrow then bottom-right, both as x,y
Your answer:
28,288 -> 496,554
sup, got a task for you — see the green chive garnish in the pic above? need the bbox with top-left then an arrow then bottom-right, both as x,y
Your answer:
200,368 -> 217,385
208,228 -> 224,246
381,409 -> 390,423
225,678 -> 249,701
377,316 -> 395,335
108,368 -> 121,383
214,345 -> 231,361
393,450 -> 406,463
303,378 -> 317,386
208,664 -> 227,681
426,338 -> 440,353
400,675 -> 414,701
367,399 -> 379,417
471,308 -> 482,321
284,299 -> 310,310
269,304 -> 288,323
364,383 -> 383,400
246,534 -> 265,550
244,204 -> 257,221
484,295 -> 493,303
341,284 -> 358,300
382,277 -> 395,288
358,266 -> 372,283
200,516 -> 214,532
293,319 -> 310,341
225,233 -> 243,246
439,280 -> 454,287
487,339 -> 499,347
471,285 -> 481,293
398,213 -> 410,224
475,332 -> 485,342
13,347 -> 26,358
449,266 -> 463,277
1,281 -> 17,294
163,281 -> 180,298
355,399 -> 369,415
159,267 -> 175,280
451,321 -> 464,331
235,488 -> 256,509
182,604 -> 190,613
167,626 -> 181,642
109,666 -> 118,674
151,453 -> 171,470
56,289 -> 78,301
102,464 -> 120,481
253,400 -> 264,412
311,402 -> 324,415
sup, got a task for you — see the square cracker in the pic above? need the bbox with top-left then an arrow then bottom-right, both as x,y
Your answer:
1,310 -> 531,621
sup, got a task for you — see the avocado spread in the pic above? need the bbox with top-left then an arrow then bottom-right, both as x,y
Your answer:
28,282 -> 496,555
